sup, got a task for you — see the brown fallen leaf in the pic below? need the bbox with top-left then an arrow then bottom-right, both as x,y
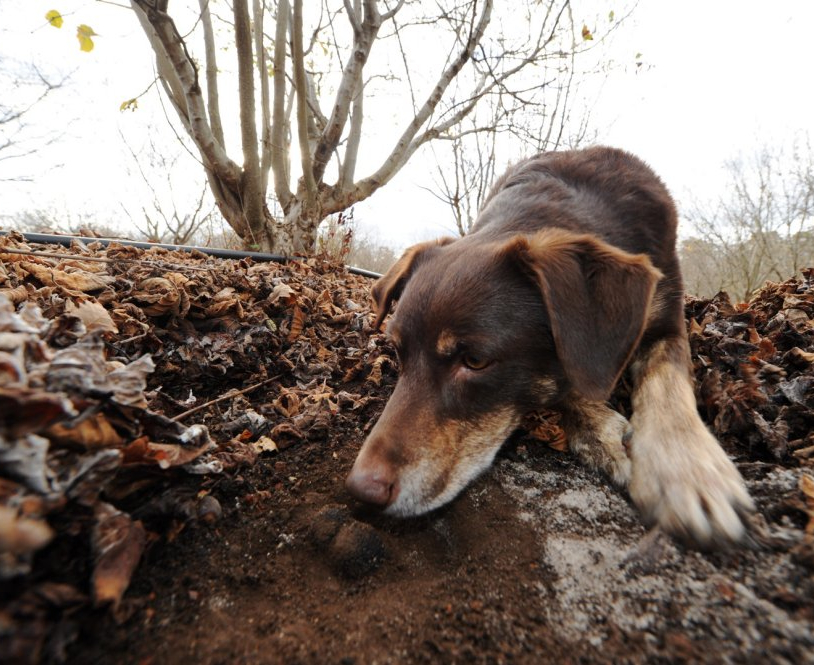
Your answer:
251,435 -> 278,454
107,354 -> 155,408
287,304 -> 306,342
64,299 -> 118,334
0,284 -> 29,305
523,411 -> 567,452
688,318 -> 703,336
121,435 -> 214,469
21,261 -> 116,293
0,387 -> 77,439
270,421 -> 305,447
46,335 -> 111,397
63,449 -> 123,506
47,412 -> 125,449
317,288 -> 341,317
367,354 -> 392,386
130,277 -> 182,317
0,432 -> 58,495
91,502 -> 146,609
213,439 -> 259,470
785,346 -> 814,367
268,282 -> 297,306
800,474 -> 814,537
0,505 -> 54,555
273,388 -> 301,418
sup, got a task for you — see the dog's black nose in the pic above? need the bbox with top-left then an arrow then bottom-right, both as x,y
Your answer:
345,464 -> 396,507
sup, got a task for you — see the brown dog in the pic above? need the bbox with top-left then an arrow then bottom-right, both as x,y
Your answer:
346,146 -> 753,548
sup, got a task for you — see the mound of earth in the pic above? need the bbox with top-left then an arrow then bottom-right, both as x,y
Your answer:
0,231 -> 812,664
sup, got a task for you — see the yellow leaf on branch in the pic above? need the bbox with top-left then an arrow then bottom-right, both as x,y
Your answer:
581,24 -> 594,41
46,10 -> 64,28
77,24 -> 98,52
120,98 -> 139,112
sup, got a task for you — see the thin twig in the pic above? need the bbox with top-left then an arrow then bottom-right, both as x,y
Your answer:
172,374 -> 283,422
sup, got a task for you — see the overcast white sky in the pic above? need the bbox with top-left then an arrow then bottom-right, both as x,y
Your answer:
1,1 -> 812,250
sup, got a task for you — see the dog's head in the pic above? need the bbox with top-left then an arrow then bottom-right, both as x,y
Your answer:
346,229 -> 661,516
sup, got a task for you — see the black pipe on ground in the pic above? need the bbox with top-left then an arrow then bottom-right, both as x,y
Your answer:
0,231 -> 383,279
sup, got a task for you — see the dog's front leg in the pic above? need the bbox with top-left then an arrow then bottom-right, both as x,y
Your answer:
559,395 -> 632,488
627,336 -> 754,547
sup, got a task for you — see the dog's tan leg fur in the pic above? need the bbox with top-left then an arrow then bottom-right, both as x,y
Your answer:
628,337 -> 754,547
560,396 -> 632,488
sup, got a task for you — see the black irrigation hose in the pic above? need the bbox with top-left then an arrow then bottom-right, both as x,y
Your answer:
1,231 -> 383,279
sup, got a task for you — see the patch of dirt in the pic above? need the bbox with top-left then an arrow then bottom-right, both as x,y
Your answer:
1,232 -> 813,664
69,438 -> 814,665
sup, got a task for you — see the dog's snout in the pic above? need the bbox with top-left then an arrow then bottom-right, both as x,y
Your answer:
345,461 -> 397,507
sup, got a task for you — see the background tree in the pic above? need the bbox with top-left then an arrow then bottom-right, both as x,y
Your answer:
128,0 -> 629,255
681,137 -> 814,301
426,7 -> 618,236
120,128 -> 220,245
11,207 -> 124,239
425,103 -> 499,237
0,63 -> 69,183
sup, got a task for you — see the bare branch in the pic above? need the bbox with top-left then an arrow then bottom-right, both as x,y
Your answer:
271,0 -> 293,209
254,0 -> 272,195
234,0 -> 266,245
380,0 -> 407,22
198,0 -> 224,146
311,0 -> 384,182
130,0 -> 241,188
343,0 -> 362,36
292,0 -> 318,200
349,0 -> 493,202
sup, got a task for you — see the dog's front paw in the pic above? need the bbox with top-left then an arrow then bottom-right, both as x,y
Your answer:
592,408 -> 633,488
628,427 -> 754,549
561,400 -> 632,488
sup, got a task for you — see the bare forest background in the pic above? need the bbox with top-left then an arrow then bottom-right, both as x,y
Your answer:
1,1 -> 812,300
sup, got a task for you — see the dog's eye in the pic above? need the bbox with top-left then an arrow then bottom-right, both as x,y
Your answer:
461,353 -> 491,371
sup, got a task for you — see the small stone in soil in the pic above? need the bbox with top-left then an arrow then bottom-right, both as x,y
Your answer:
328,521 -> 386,579
197,495 -> 223,524
308,504 -> 351,547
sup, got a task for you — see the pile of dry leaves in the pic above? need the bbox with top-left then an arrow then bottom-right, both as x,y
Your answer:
687,277 -> 814,464
0,231 -> 391,662
1,230 -> 813,662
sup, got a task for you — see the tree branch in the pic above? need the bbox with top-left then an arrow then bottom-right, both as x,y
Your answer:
254,0 -> 272,196
338,0 -> 364,191
311,0 -> 384,183
130,0 -> 240,189
342,0 -> 362,36
346,0 -> 493,204
198,0 -> 224,146
292,0 -> 318,200
233,0 -> 266,243
380,0 -> 407,22
271,0 -> 293,209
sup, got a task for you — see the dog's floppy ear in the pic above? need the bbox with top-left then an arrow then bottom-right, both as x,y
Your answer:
508,229 -> 662,401
372,237 -> 456,330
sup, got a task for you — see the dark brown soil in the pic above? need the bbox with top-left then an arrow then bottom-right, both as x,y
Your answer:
71,429 -> 814,665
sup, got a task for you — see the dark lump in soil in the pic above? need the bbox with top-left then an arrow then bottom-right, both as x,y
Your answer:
305,503 -> 386,578
1,232 -> 814,665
